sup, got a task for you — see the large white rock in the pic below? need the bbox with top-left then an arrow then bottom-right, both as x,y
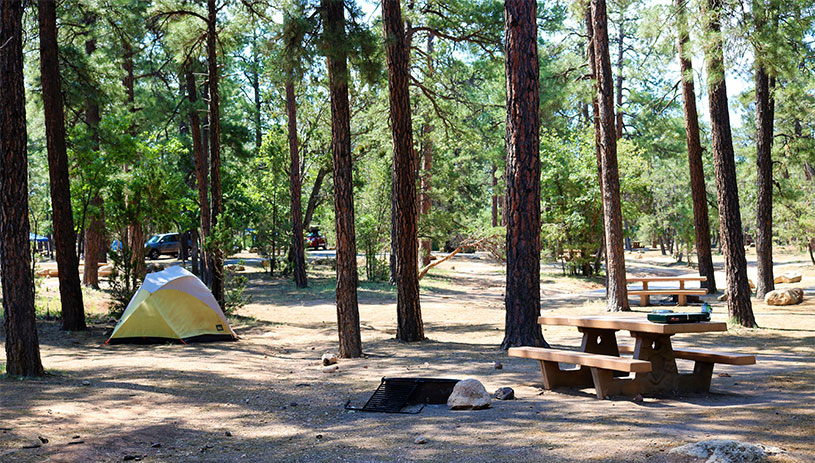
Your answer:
447,379 -> 491,410
774,271 -> 802,284
668,439 -> 775,463
764,288 -> 803,306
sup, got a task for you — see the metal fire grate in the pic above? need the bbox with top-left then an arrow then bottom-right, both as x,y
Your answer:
345,377 -> 460,414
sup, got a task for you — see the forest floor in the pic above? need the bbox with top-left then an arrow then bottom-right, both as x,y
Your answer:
2,248 -> 814,462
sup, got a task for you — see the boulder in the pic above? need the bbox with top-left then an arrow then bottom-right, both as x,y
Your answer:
774,271 -> 802,284
321,353 -> 338,366
146,263 -> 164,273
668,439 -> 775,463
98,265 -> 113,277
447,379 -> 491,410
764,288 -> 803,306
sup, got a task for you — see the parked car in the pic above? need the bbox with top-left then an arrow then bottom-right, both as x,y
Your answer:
145,233 -> 190,260
305,228 -> 327,250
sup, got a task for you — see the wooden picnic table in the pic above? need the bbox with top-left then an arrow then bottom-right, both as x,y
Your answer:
626,276 -> 709,306
509,314 -> 754,398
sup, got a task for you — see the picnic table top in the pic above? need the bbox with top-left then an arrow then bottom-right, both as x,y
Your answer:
626,276 -> 708,283
538,313 -> 727,335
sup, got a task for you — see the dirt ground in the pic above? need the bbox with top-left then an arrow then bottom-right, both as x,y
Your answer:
2,249 -> 814,462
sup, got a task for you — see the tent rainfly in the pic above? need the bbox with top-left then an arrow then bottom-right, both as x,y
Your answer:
106,266 -> 237,344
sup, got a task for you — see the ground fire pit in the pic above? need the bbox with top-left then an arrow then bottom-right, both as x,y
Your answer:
345,377 -> 460,414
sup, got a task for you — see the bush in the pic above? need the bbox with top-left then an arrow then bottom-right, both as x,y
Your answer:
223,262 -> 251,315
107,244 -> 141,318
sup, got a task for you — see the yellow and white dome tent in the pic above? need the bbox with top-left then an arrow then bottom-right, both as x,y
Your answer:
106,265 -> 237,344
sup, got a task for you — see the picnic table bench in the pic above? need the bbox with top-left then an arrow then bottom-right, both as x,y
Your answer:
626,276 -> 708,306
508,314 -> 756,399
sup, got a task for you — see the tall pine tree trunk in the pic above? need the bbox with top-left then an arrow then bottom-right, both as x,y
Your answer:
303,164 -> 329,232
185,63 -> 210,283
676,0 -> 716,293
207,0 -> 225,307
587,3 -> 608,290
38,0 -> 86,330
491,164 -> 499,227
286,80 -> 308,288
383,0 -> 424,342
122,41 -> 145,280
702,0 -> 756,327
592,0 -> 629,311
501,0 -> 547,349
615,17 -> 624,139
754,3 -> 775,299
1,0 -> 44,377
419,34 -> 434,267
82,15 -> 104,288
323,0 -> 362,357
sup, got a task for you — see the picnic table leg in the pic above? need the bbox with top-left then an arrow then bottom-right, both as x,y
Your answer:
640,295 -> 649,307
537,360 -> 592,390
677,294 -> 687,306
630,333 -> 681,394
678,361 -> 714,393
579,328 -> 626,378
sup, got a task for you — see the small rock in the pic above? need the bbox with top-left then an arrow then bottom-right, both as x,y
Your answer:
322,365 -> 339,373
669,439 -> 768,463
774,271 -> 802,284
81,380 -> 91,386
718,372 -> 731,378
321,353 -> 338,366
150,442 -> 161,448
72,435 -> 80,439
289,402 -> 298,407
224,430 -> 232,437
493,361 -> 503,370
447,379 -> 491,410
315,434 -> 323,439
414,436 -> 427,445
123,455 -> 137,461
494,387 -> 514,400
37,436 -> 48,444
632,394 -> 644,403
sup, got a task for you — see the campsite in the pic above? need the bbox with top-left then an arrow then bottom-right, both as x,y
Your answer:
2,0 -> 815,462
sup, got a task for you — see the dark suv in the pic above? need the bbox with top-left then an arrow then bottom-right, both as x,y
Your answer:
145,233 -> 189,259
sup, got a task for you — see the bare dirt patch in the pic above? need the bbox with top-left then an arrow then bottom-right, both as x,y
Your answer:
2,252 -> 813,462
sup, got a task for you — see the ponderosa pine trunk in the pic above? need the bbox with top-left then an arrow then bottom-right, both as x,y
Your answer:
501,0 -> 547,349
303,164 -> 329,232
676,0 -> 717,293
207,0 -> 225,307
1,0 -> 44,377
615,17 -> 624,139
323,0 -> 362,357
491,164 -> 498,227
592,0 -> 629,311
38,0 -> 86,330
185,63 -> 210,283
702,0 -> 756,327
754,5 -> 775,299
286,80 -> 308,288
122,41 -> 146,280
587,3 -> 608,289
419,34 -> 434,267
82,15 -> 104,289
383,0 -> 424,342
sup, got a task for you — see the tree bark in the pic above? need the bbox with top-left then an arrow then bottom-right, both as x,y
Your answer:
615,16 -> 624,139
207,0 -> 224,307
419,34 -> 434,267
122,40 -> 146,280
702,0 -> 756,327
491,164 -> 498,227
592,0 -> 629,311
676,0 -> 717,293
185,62 -> 210,284
303,164 -> 330,232
587,3 -> 608,291
323,0 -> 363,357
1,0 -> 44,377
38,0 -> 86,330
286,80 -> 308,288
82,15 -> 103,288
754,4 -> 775,299
501,0 -> 547,349
383,0 -> 424,342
